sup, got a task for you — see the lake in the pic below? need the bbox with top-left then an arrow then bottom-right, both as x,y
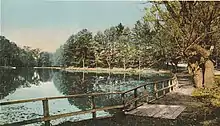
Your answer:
0,68 -> 170,125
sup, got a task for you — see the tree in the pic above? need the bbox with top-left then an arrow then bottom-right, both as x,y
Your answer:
38,52 -> 52,67
131,20 -> 154,69
52,45 -> 65,66
100,27 -> 118,69
92,31 -> 106,68
145,1 -> 220,88
63,29 -> 93,68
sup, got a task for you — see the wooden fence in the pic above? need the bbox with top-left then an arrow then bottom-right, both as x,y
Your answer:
0,75 -> 178,126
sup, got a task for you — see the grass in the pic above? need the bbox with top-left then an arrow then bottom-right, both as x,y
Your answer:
192,76 -> 220,107
65,66 -> 171,75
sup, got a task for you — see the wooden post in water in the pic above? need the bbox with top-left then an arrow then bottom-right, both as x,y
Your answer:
91,96 -> 96,119
154,82 -> 158,99
134,89 -> 138,108
42,99 -> 50,126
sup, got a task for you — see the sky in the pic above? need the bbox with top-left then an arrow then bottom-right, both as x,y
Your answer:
0,0 -> 148,52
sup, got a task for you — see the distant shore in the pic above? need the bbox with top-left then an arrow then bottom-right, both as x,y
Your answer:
0,66 -> 16,69
34,66 -> 171,75
33,66 -> 220,76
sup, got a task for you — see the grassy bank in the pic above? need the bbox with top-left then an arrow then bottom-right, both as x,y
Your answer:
192,76 -> 220,107
33,66 -> 62,70
0,66 -> 16,69
34,66 -> 171,75
65,67 -> 171,75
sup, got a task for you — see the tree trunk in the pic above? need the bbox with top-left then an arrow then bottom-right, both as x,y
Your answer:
138,57 -> 141,70
187,44 -> 215,88
193,68 -> 203,88
123,58 -> 126,70
82,71 -> 85,82
107,61 -> 111,70
138,73 -> 141,81
174,62 -> 178,73
83,58 -> 85,68
187,64 -> 193,75
188,62 -> 203,88
123,73 -> 126,82
204,60 -> 214,88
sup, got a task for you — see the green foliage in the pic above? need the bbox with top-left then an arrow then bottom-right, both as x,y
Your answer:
0,36 -> 53,67
63,29 -> 93,67
52,45 -> 64,66
38,52 -> 52,67
2,2 -> 219,71
61,22 -> 156,69
144,2 -> 220,71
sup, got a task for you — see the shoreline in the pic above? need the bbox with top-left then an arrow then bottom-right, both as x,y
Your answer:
0,66 -> 16,69
34,66 -> 171,75
33,66 -> 220,76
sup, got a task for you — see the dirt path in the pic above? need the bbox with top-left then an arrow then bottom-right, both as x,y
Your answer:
175,71 -> 195,95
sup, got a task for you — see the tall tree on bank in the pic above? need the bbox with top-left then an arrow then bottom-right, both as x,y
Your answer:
145,1 -> 220,88
131,20 -> 155,69
63,29 -> 93,68
52,45 -> 65,66
38,52 -> 52,67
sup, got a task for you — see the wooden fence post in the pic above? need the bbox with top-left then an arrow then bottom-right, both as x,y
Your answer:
144,85 -> 146,90
162,82 -> 165,96
91,96 -> 96,119
171,79 -> 174,91
134,89 -> 138,108
143,86 -> 149,103
168,80 -> 172,92
154,82 -> 158,99
174,74 -> 178,90
121,93 -> 125,108
42,99 -> 50,126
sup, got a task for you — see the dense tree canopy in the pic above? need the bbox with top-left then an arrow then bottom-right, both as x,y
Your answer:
1,1 -> 219,89
144,1 -> 220,87
60,22 -> 155,69
0,36 -> 51,67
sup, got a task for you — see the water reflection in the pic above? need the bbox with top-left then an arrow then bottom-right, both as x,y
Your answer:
0,68 -> 170,125
36,69 -> 53,82
0,68 -> 170,103
52,71 -> 169,111
0,68 -> 41,99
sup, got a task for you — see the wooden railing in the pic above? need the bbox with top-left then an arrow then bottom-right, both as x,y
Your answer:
121,76 -> 178,111
0,92 -> 123,126
0,75 -> 178,126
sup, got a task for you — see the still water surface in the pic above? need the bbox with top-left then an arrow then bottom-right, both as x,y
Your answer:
0,68 -> 170,125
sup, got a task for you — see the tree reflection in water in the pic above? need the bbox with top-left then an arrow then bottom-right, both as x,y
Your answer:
1,68 -> 170,113
0,68 -> 56,100
0,68 -> 39,99
52,71 -> 170,112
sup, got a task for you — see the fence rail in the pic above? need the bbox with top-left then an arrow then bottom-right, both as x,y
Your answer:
122,76 -> 177,111
0,75 -> 178,126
